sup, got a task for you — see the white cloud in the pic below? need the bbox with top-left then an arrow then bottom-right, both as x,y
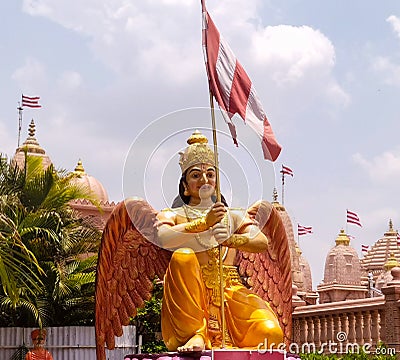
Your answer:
20,0 -> 347,103
371,15 -> 400,86
353,148 -> 400,183
251,25 -> 334,85
387,15 -> 400,39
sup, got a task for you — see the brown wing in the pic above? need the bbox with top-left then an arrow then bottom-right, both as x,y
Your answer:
235,200 -> 292,346
95,198 -> 171,360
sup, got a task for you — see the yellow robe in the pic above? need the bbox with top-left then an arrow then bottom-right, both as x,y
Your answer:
161,247 -> 283,350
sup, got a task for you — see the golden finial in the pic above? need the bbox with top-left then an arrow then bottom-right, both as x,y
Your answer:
272,188 -> 278,202
335,229 -> 350,246
74,159 -> 86,175
187,130 -> 209,145
28,119 -> 36,138
384,252 -> 400,271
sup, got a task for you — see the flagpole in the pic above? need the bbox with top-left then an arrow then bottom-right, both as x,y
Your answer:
209,91 -> 226,349
297,226 -> 300,248
281,170 -> 285,206
17,102 -> 23,147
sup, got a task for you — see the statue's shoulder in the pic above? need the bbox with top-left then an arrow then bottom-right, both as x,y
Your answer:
228,207 -> 247,216
160,207 -> 186,218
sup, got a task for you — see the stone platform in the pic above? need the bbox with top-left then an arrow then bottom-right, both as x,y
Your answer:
124,349 -> 298,360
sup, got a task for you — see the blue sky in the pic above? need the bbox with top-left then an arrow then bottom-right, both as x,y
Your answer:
1,0 -> 400,287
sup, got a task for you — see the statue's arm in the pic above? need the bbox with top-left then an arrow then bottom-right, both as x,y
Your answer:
219,211 -> 269,253
157,210 -> 204,249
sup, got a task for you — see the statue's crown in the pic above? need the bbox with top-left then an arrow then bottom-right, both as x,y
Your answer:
179,130 -> 215,173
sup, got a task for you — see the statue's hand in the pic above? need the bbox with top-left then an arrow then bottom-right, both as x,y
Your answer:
205,202 -> 226,227
212,222 -> 230,243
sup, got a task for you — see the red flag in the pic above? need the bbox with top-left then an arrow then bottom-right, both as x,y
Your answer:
347,209 -> 362,227
201,1 -> 281,161
22,94 -> 41,108
361,244 -> 369,253
298,224 -> 313,236
281,165 -> 293,177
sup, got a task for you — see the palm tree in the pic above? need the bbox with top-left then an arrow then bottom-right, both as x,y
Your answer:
0,153 -> 102,327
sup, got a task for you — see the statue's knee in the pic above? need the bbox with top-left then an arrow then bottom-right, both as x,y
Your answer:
266,323 -> 284,345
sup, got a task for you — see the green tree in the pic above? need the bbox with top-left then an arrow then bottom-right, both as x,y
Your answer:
0,153 -> 101,327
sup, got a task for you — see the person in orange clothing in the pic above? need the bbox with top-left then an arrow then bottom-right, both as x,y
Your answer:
25,329 -> 53,360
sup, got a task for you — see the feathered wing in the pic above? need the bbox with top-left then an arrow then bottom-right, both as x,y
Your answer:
235,200 -> 292,346
95,198 -> 171,360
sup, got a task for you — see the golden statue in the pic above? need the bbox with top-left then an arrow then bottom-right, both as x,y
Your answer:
95,131 -> 292,360
25,329 -> 53,360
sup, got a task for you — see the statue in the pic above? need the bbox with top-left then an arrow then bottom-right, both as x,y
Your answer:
25,329 -> 53,360
95,131 -> 292,360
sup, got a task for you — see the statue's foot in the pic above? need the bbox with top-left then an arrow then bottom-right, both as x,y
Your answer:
177,334 -> 205,352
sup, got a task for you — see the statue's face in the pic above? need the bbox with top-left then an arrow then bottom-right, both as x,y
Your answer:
33,334 -> 45,347
185,163 -> 216,200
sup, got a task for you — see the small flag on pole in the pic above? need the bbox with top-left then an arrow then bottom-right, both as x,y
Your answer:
281,165 -> 293,177
22,94 -> 41,108
298,224 -> 313,236
361,244 -> 369,253
347,209 -> 362,227
201,0 -> 281,161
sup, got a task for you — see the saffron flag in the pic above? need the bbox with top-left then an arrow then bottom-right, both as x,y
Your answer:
347,209 -> 362,227
361,244 -> 369,253
298,224 -> 313,236
22,94 -> 41,108
281,165 -> 293,177
201,1 -> 281,161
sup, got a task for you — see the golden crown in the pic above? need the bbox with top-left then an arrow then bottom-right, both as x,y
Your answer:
179,130 -> 215,173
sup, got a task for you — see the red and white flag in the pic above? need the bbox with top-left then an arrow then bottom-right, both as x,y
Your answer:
347,209 -> 362,227
201,1 -> 281,161
281,165 -> 293,177
361,244 -> 369,253
22,94 -> 41,108
298,224 -> 313,236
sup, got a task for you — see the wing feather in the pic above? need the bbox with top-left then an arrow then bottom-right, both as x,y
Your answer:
95,198 -> 171,360
235,200 -> 292,346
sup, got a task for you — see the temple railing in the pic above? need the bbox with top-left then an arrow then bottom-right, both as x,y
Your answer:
292,267 -> 400,355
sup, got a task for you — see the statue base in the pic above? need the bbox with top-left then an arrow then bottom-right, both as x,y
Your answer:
124,349 -> 297,360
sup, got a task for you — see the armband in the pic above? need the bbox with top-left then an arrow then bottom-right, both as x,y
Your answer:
185,217 -> 209,233
227,234 -> 249,248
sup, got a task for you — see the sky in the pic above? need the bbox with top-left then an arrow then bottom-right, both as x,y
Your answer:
1,0 -> 400,288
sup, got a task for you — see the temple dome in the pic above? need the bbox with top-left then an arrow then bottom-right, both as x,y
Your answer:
70,159 -> 109,203
12,119 -> 52,169
297,246 -> 313,292
361,219 -> 400,278
317,229 -> 367,303
323,229 -> 363,285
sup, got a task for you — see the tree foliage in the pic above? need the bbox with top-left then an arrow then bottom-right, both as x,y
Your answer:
0,153 -> 102,327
